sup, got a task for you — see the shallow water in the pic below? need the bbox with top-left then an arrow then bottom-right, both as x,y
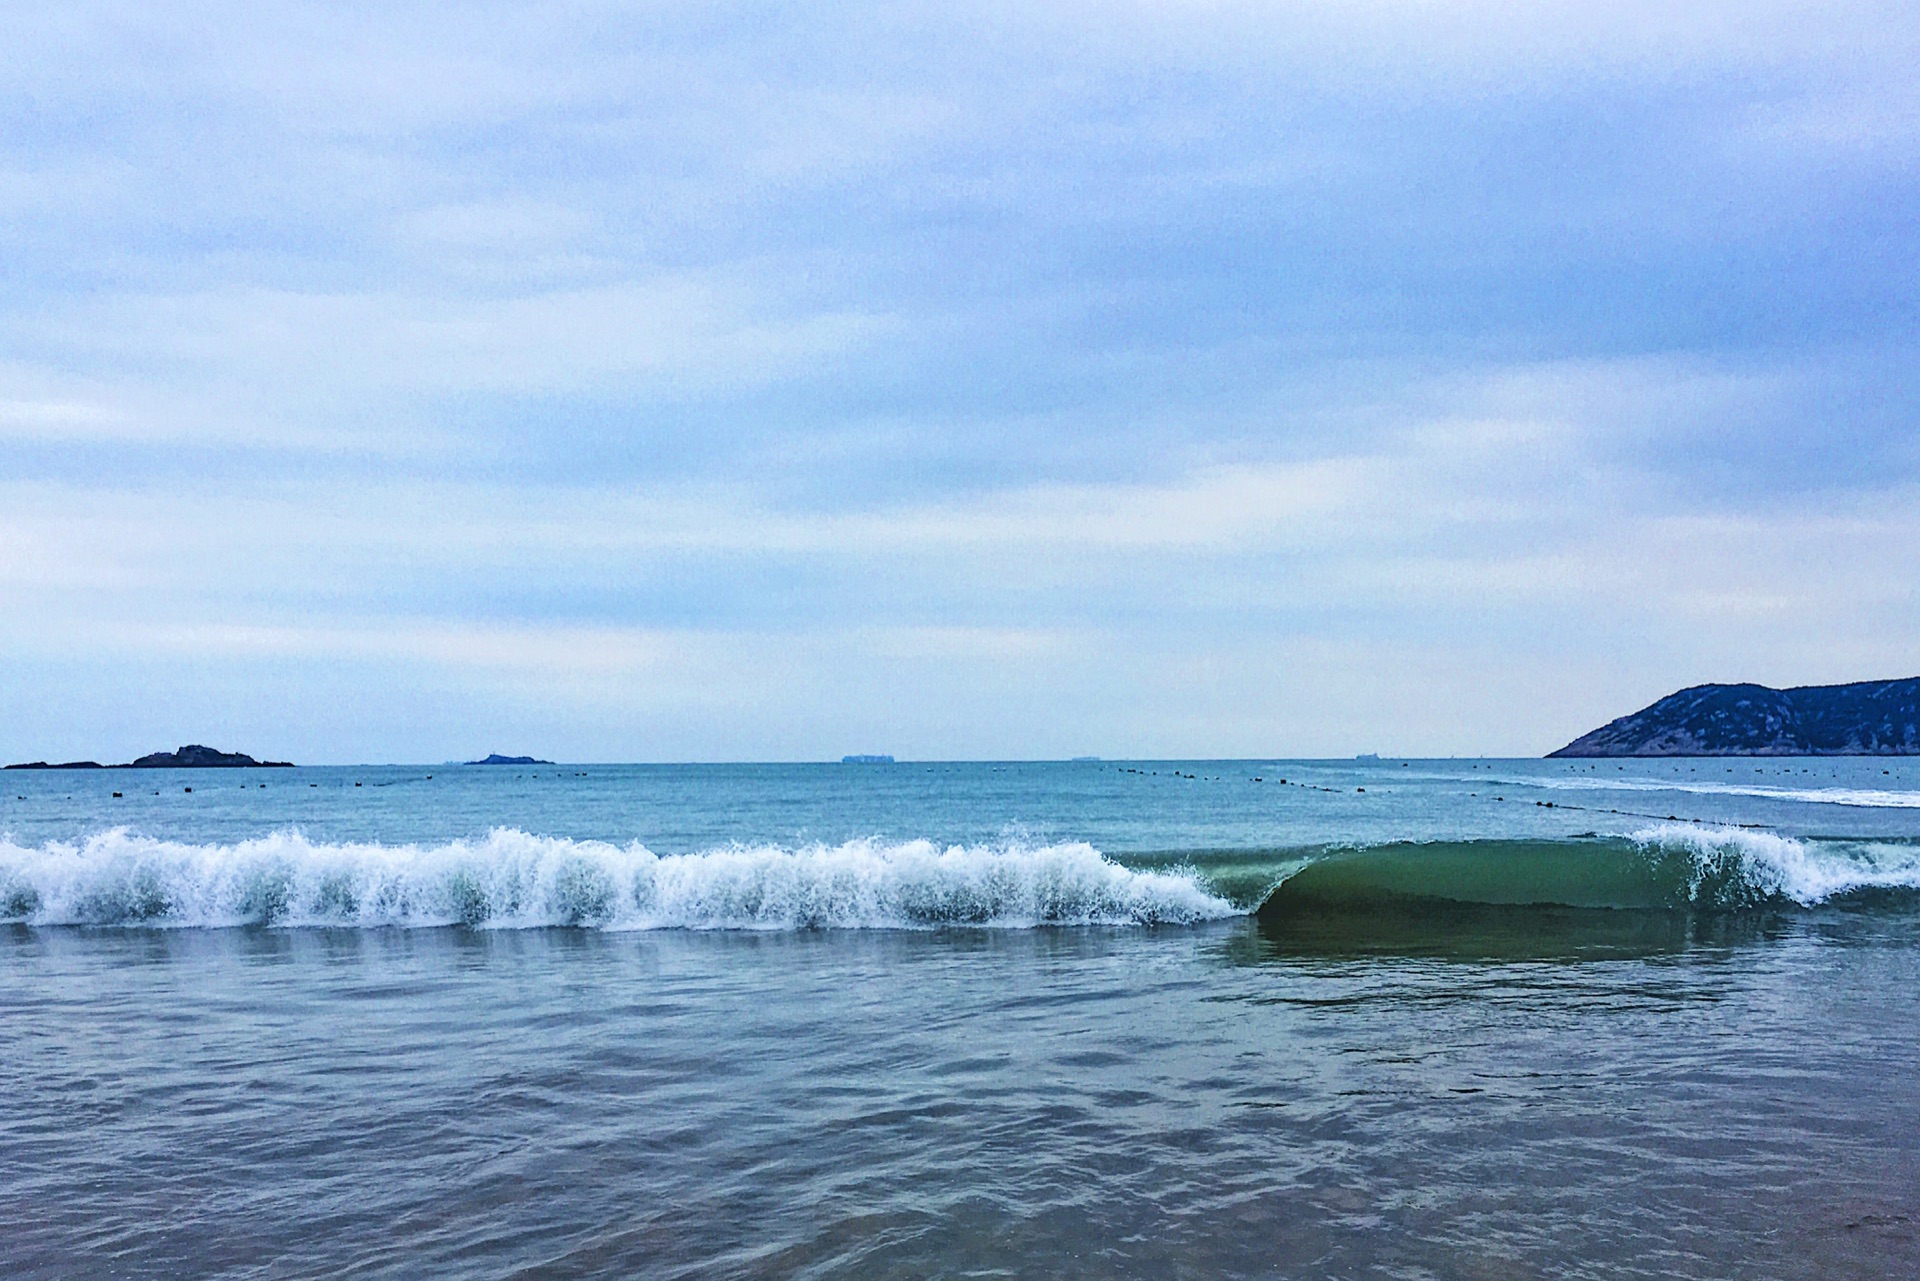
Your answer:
6,918 -> 1919,1278
3,758 -> 1919,1277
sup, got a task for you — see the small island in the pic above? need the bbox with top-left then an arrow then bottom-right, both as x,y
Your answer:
5,744 -> 294,770
1550,678 -> 1920,757
467,754 -> 554,765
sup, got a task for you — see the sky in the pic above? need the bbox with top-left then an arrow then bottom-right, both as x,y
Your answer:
2,1 -> 1917,763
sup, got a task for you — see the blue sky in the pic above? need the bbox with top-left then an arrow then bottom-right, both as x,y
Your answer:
3,1 -> 1917,762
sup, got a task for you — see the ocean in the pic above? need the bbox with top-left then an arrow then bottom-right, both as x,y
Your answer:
4,757 -> 1919,1277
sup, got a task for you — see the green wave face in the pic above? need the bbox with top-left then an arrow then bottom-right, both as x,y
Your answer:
1236,901 -> 1781,963
1243,835 -> 1797,959
1252,828 -> 1920,916
1262,839 -> 1679,912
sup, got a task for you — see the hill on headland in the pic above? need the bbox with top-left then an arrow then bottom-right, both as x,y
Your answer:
1549,678 -> 1920,757
4,744 -> 293,769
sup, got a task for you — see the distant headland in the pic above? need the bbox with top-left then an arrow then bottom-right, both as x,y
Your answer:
467,754 -> 553,765
1550,678 -> 1920,757
5,744 -> 294,770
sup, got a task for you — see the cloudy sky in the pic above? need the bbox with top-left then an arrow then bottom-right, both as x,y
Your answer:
2,1 -> 1916,762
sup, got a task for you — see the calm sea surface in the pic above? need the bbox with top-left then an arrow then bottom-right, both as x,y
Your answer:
4,758 -> 1919,1277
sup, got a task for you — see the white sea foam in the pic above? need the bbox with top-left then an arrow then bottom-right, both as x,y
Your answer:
1631,823 -> 1920,906
1527,776 -> 1920,809
0,829 -> 1238,930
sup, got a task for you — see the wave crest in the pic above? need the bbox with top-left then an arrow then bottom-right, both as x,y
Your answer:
0,829 -> 1238,930
1630,824 -> 1920,907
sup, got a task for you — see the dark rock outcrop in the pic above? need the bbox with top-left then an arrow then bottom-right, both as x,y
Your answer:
1550,678 -> 1920,757
125,745 -> 292,768
467,754 -> 552,765
7,745 -> 293,769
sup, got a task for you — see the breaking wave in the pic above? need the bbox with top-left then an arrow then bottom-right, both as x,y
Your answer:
1260,824 -> 1920,914
5,824 -> 1916,932
0,829 -> 1237,930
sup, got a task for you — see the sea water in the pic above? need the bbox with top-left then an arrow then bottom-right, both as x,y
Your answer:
4,757 -> 1919,1277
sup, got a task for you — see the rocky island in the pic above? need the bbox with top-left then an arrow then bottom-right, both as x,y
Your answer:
1550,678 -> 1920,757
5,744 -> 293,769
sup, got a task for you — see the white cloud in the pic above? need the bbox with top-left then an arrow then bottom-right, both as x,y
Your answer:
1,3 -> 1915,759
0,397 -> 131,440
3,349 -> 1914,758
22,280 -> 886,399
